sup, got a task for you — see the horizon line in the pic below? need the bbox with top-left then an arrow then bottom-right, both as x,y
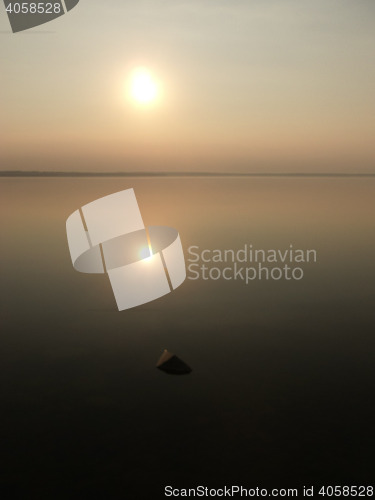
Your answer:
1,171 -> 375,178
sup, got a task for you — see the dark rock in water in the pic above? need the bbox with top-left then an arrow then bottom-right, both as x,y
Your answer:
156,350 -> 192,375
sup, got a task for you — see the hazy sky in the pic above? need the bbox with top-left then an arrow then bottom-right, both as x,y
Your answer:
1,0 -> 374,172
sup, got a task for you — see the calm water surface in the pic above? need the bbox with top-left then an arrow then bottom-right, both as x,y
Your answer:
1,177 -> 374,497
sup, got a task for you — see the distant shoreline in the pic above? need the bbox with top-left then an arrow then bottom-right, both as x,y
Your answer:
1,171 -> 375,178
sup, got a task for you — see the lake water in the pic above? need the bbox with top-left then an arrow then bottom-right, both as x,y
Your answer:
1,177 -> 374,497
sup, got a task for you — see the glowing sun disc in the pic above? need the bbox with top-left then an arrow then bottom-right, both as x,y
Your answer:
130,68 -> 158,104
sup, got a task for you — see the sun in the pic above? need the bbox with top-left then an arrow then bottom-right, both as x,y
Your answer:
130,68 -> 158,104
